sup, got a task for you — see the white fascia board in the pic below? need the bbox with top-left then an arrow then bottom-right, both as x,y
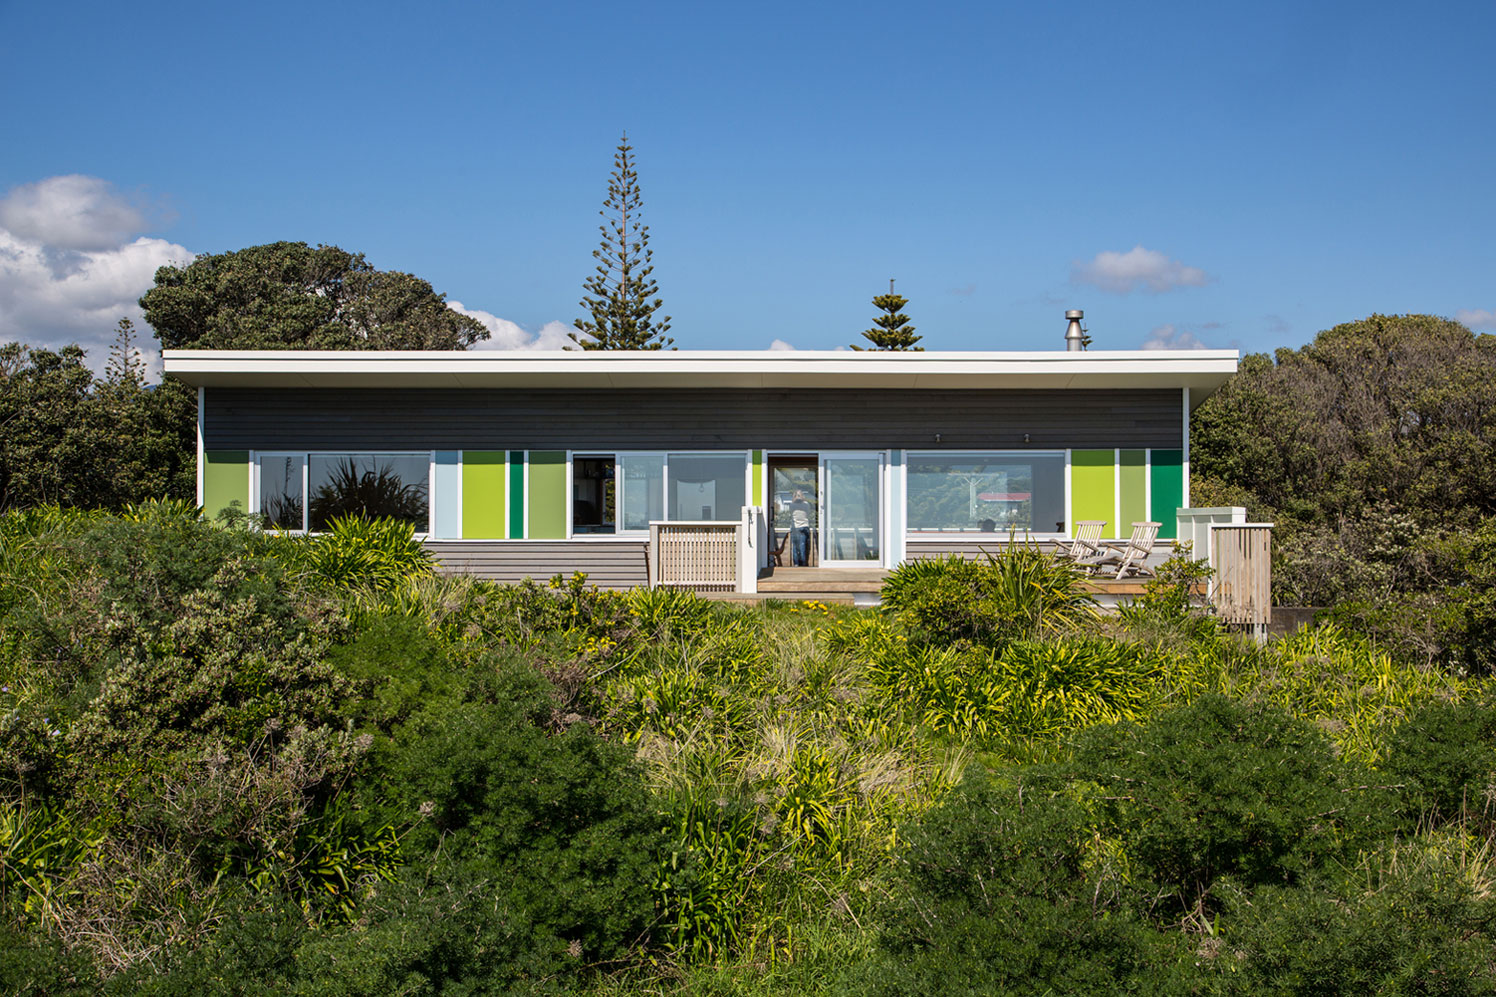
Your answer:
162,349 -> 1240,395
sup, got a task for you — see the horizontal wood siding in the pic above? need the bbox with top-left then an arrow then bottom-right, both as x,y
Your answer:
426,541 -> 649,589
204,387 -> 1183,451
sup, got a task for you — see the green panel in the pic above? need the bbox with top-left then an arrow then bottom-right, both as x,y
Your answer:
509,451 -> 526,538
528,450 -> 567,539
202,451 -> 249,520
1119,450 -> 1148,536
752,450 -> 764,506
462,451 -> 507,539
1070,449 -> 1116,538
1150,449 -> 1184,540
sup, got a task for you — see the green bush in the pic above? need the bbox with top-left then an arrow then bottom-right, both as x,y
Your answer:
846,769 -> 1185,996
867,637 -> 1160,745
283,513 -> 434,594
880,548 -> 1095,650
1212,855 -> 1496,995
1384,692 -> 1496,827
1070,695 -> 1369,911
353,686 -> 664,967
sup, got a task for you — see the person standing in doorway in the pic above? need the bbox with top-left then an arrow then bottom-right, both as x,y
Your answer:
785,489 -> 812,566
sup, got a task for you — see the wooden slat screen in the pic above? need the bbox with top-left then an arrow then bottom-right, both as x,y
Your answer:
651,522 -> 739,591
1210,525 -> 1272,626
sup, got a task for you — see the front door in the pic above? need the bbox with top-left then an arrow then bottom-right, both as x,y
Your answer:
820,453 -> 884,566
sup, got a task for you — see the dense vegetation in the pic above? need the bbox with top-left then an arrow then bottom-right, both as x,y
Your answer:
1192,313 -> 1496,668
4,506 -> 1494,994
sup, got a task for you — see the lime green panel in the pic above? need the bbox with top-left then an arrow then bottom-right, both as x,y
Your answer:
1070,449 -> 1116,538
527,451 -> 567,539
752,450 -> 764,506
202,451 -> 249,520
1150,449 -> 1184,540
462,451 -> 507,539
1119,450 -> 1147,537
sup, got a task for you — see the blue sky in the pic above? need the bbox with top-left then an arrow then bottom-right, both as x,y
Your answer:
2,0 -> 1492,366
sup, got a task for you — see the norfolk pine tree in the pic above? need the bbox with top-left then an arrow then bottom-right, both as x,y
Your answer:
853,280 -> 922,350
572,135 -> 673,350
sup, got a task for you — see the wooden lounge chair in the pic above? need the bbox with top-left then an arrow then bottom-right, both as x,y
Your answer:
1078,521 -> 1161,579
1054,520 -> 1106,563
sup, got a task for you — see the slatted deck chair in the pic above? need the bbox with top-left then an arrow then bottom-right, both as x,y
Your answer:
1078,521 -> 1162,579
1053,520 -> 1107,563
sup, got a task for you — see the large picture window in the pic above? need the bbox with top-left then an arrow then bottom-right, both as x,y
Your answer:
255,452 -> 430,533
570,452 -> 746,534
907,452 -> 1066,534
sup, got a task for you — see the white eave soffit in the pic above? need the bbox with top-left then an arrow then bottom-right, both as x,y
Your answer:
161,349 -> 1240,393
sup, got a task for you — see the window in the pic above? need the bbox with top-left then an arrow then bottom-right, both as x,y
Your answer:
570,452 -> 747,534
907,452 -> 1066,534
572,455 -> 616,534
619,454 -> 664,531
255,452 -> 430,533
666,454 -> 746,522
258,454 -> 304,530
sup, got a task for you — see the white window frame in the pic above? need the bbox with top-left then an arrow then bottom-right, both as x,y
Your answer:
904,449 -> 1069,539
250,450 -> 436,536
566,450 -> 752,539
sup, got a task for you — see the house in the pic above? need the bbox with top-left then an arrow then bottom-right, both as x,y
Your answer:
163,343 -> 1238,590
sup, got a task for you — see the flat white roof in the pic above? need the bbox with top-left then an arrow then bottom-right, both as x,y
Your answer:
163,349 -> 1239,399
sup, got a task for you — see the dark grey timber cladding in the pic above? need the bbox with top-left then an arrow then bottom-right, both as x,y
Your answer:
205,387 -> 1182,450
427,541 -> 648,589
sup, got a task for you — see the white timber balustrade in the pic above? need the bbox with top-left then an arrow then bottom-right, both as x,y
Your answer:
1209,523 -> 1274,642
648,520 -> 741,592
1176,507 -> 1247,565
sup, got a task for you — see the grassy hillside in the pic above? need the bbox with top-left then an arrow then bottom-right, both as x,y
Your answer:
3,505 -> 1494,995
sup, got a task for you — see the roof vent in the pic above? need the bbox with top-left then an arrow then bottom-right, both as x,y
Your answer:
1064,309 -> 1087,352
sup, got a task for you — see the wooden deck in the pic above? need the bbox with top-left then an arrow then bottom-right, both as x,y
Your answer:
698,566 -> 1164,606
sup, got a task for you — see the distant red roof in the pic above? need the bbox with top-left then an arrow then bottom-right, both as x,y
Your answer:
977,492 -> 1032,501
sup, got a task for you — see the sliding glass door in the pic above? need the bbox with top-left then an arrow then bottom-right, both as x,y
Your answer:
820,453 -> 883,566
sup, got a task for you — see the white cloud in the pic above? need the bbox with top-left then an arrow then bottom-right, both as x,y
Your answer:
1455,308 -> 1496,331
1141,324 -> 1210,350
0,176 -> 193,376
1072,246 -> 1211,295
0,175 -> 148,252
768,338 -> 795,350
449,301 -> 581,350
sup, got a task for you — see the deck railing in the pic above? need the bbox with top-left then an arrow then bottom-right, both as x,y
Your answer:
649,521 -> 740,591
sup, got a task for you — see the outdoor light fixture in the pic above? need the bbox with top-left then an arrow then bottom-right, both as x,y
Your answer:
1023,433 -> 1032,444
934,433 -> 942,444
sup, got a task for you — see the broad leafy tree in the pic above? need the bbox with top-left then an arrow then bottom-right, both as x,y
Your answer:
853,280 -> 922,350
572,135 -> 673,350
1192,313 -> 1496,619
140,242 -> 488,351
0,325 -> 194,510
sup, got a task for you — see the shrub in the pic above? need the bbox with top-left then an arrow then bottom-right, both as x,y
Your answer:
282,514 -> 433,594
867,637 -> 1160,746
1384,691 -> 1496,827
1070,695 -> 1366,912
880,548 -> 1095,650
1213,842 -> 1496,995
354,687 -> 664,966
845,769 -> 1186,996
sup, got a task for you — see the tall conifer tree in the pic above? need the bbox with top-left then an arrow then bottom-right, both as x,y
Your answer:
853,280 -> 922,350
572,135 -> 673,350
